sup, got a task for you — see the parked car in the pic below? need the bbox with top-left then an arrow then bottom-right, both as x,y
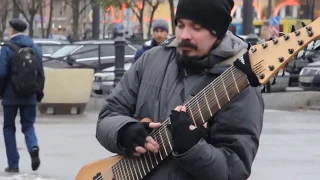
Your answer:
299,61 -> 320,90
33,38 -> 69,58
0,39 -> 68,58
92,63 -> 132,94
47,40 -> 136,70
286,40 -> 320,86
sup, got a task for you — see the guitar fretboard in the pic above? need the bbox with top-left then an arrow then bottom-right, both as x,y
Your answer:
111,65 -> 249,180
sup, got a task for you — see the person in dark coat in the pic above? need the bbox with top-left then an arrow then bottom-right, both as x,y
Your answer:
0,18 -> 44,173
96,0 -> 264,179
132,19 -> 169,64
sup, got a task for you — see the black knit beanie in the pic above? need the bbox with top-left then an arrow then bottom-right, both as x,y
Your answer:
175,0 -> 234,39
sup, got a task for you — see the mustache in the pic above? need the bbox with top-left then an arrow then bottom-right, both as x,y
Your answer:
177,40 -> 198,50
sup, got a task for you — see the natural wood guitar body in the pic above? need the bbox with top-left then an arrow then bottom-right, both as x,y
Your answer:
75,118 -> 152,180
75,155 -> 123,180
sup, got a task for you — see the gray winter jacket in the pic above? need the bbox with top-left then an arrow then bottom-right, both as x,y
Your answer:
96,31 -> 264,180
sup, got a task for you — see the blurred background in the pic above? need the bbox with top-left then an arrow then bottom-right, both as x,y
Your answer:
0,0 -> 319,95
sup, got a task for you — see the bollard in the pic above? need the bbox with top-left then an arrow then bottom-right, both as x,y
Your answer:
246,33 -> 260,45
113,32 -> 126,87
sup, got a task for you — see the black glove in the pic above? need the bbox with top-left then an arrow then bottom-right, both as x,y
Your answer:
233,45 -> 260,87
168,110 -> 207,154
36,91 -> 44,103
119,122 -> 153,155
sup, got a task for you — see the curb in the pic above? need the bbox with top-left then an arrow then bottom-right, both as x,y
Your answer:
262,91 -> 320,110
86,91 -> 320,112
0,91 -> 319,114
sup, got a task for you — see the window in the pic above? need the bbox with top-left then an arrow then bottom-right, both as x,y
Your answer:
100,45 -> 114,57
73,45 -> 98,59
39,45 -> 64,55
51,45 -> 80,58
99,45 -> 136,57
53,0 -> 66,17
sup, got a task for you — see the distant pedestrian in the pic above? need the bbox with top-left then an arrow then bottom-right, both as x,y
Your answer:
132,19 -> 169,64
0,18 -> 45,173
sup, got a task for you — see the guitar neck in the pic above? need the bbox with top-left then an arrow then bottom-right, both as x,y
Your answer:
184,65 -> 249,127
110,65 -> 249,180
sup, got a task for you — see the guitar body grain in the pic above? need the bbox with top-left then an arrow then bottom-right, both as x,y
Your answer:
75,155 -> 123,180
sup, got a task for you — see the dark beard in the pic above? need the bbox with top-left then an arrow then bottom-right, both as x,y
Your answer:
175,50 -> 202,69
175,40 -> 203,69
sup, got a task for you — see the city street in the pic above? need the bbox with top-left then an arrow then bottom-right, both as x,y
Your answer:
0,109 -> 319,180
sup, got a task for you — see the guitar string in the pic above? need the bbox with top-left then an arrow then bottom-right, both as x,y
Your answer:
97,66 -> 249,180
185,67 -> 248,122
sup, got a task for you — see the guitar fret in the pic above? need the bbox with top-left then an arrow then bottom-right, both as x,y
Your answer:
203,91 -> 213,116
164,126 -> 173,150
138,156 -> 146,177
134,157 -> 144,179
186,103 -> 197,126
195,95 -> 205,123
220,75 -> 230,101
142,154 -> 150,173
225,69 -> 240,100
159,130 -> 168,156
153,153 -> 159,164
211,84 -> 221,109
117,160 -> 128,180
156,134 -> 164,160
123,158 -> 135,180
112,167 -> 120,180
152,133 -> 165,161
231,68 -> 240,93
129,158 -> 140,180
147,151 -> 155,169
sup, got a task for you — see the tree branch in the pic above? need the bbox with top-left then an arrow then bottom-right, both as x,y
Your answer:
12,0 -> 30,22
79,1 -> 91,14
124,0 -> 142,19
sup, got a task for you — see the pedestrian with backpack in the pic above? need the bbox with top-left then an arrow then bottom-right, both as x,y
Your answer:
0,18 -> 45,173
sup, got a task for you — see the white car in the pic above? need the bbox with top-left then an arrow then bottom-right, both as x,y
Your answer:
299,61 -> 320,90
92,63 -> 133,94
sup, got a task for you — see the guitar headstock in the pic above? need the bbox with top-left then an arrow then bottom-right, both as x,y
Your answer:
249,17 -> 320,85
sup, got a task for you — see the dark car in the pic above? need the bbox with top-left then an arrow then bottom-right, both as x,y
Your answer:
299,59 -> 320,91
45,40 -> 136,70
286,40 -> 320,86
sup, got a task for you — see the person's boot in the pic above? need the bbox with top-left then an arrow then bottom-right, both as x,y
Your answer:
4,167 -> 19,173
30,146 -> 40,171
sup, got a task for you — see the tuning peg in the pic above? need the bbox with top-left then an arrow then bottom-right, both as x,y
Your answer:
301,21 -> 306,27
291,25 -> 296,33
279,32 -> 285,37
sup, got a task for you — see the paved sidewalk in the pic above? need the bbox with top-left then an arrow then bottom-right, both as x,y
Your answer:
0,110 -> 319,180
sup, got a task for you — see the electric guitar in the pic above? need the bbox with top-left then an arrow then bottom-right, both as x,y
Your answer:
75,17 -> 320,180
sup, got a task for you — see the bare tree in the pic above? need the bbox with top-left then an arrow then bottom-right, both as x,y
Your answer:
0,0 -> 12,40
168,0 -> 175,34
12,0 -> 43,37
46,0 -> 54,38
146,0 -> 163,38
123,0 -> 147,36
39,0 -> 45,38
99,0 -> 122,39
306,0 -> 316,21
65,0 -> 91,40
